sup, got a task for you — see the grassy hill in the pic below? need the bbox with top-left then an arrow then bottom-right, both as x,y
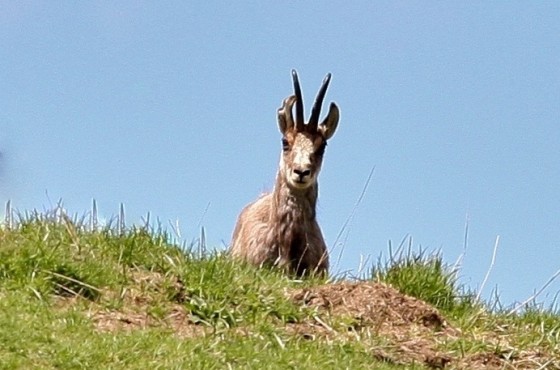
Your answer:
0,208 -> 558,369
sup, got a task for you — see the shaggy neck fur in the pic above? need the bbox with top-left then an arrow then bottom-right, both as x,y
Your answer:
271,170 -> 318,272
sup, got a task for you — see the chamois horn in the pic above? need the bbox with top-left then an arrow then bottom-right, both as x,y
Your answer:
291,69 -> 305,131
308,73 -> 332,131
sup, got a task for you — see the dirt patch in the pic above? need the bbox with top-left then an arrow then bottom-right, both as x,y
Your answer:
53,269 -> 205,337
290,281 -> 450,331
289,281 -> 456,368
287,282 -> 558,369
91,303 -> 206,337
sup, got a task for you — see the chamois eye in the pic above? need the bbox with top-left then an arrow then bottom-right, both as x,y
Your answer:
282,138 -> 290,151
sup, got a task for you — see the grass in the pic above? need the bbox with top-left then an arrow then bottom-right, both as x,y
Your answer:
370,240 -> 479,319
0,207 -> 559,369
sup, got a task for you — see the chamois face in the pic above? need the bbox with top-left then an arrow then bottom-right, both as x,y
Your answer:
276,70 -> 339,191
280,130 -> 326,190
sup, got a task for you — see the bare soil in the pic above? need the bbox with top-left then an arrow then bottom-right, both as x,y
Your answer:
288,282 -> 555,369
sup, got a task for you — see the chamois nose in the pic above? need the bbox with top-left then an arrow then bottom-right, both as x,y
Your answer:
293,168 -> 311,181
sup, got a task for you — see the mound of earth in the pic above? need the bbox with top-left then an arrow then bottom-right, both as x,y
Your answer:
290,281 -> 448,330
288,282 -> 549,369
288,282 -> 455,368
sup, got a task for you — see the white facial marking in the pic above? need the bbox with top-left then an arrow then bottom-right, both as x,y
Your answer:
292,135 -> 313,168
283,132 -> 321,189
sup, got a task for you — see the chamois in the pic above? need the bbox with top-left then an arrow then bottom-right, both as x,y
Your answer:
230,70 -> 339,276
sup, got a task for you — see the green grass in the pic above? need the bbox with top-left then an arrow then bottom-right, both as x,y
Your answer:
0,290 -> 391,370
370,241 -> 478,317
0,208 -> 559,369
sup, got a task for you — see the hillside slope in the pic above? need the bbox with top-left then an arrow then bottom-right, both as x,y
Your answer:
0,210 -> 558,369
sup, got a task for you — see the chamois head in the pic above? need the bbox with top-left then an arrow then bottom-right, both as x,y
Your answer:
277,70 -> 340,190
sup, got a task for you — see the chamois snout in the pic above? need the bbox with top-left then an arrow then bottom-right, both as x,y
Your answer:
293,168 -> 311,181
291,167 -> 313,188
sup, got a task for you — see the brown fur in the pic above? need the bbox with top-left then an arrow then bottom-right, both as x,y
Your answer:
230,71 -> 339,276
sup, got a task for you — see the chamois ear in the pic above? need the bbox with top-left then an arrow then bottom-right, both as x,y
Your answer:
319,102 -> 339,140
277,95 -> 296,135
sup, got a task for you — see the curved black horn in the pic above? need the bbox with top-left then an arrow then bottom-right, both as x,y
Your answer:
308,73 -> 332,131
291,69 -> 305,131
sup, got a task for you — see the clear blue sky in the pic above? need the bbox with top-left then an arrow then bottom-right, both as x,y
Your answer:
1,2 -> 559,308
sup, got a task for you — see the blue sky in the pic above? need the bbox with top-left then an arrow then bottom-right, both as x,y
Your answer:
1,2 -> 559,308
